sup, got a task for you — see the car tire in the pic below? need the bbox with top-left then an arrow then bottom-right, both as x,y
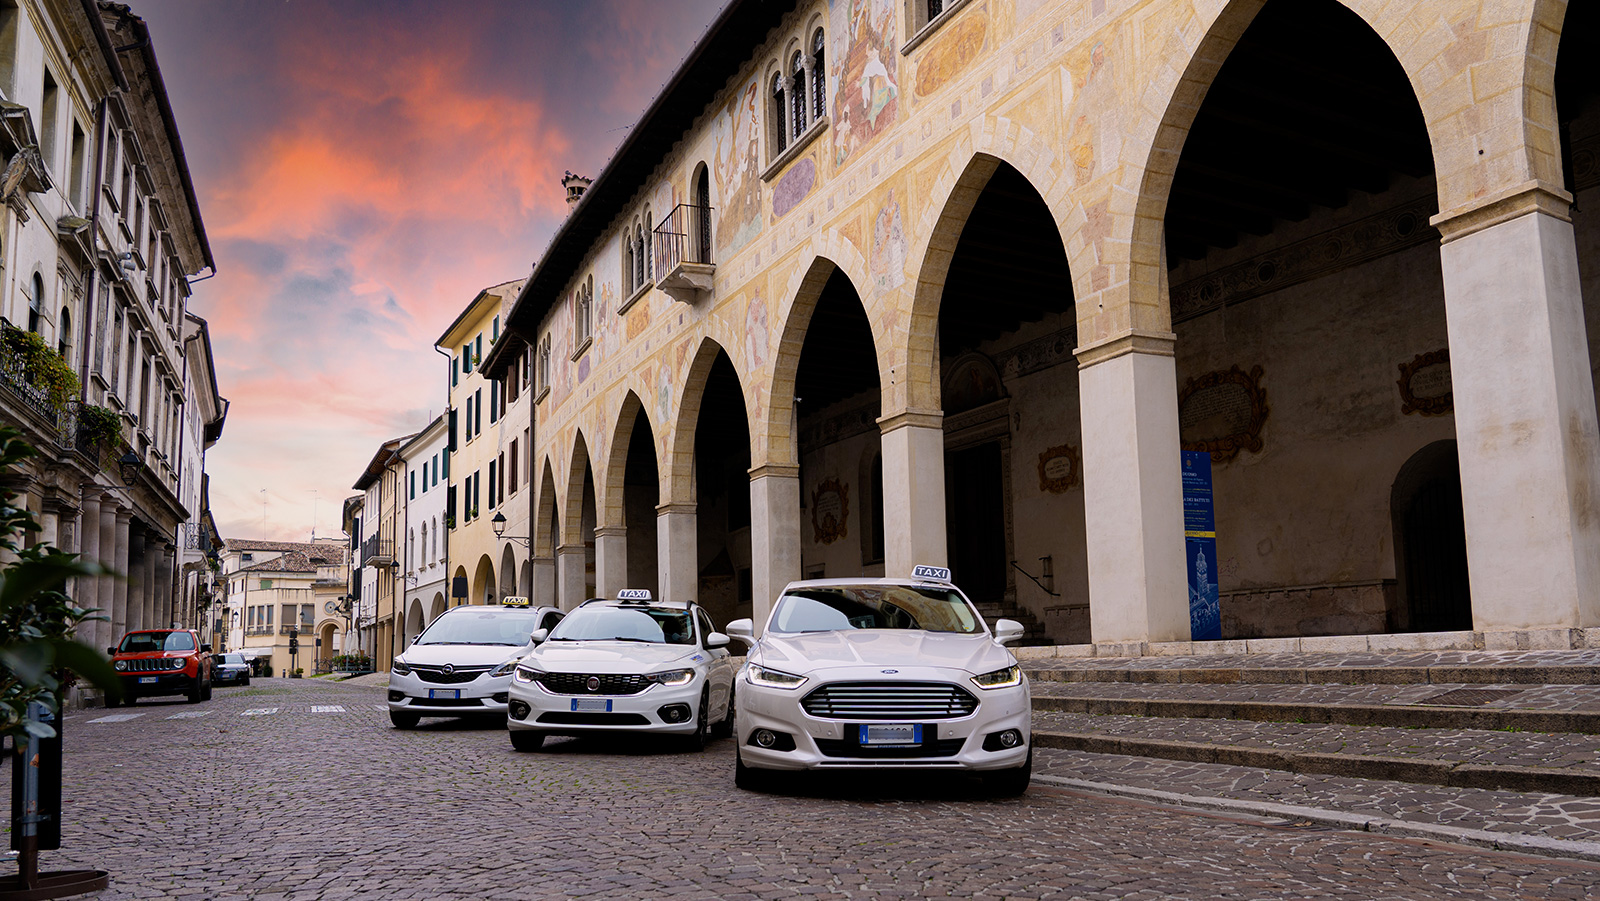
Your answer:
734,745 -> 771,792
104,693 -> 120,709
712,687 -> 736,739
686,688 -> 711,752
389,710 -> 420,729
242,676 -> 251,687
510,730 -> 545,752
982,748 -> 1032,797
202,679 -> 213,702
187,679 -> 203,704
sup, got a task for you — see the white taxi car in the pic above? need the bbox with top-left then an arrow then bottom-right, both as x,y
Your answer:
726,567 -> 1032,795
387,598 -> 564,729
505,592 -> 736,752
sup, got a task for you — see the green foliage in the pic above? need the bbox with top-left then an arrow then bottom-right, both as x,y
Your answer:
2,324 -> 81,413
0,429 -> 120,743
78,403 -> 123,453
331,653 -> 371,671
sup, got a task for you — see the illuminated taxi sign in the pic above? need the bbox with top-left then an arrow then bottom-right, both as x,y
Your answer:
501,596 -> 532,608
911,565 -> 951,582
616,589 -> 653,601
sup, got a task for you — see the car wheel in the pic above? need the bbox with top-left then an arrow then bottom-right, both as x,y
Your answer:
389,710 -> 420,729
982,748 -> 1032,797
187,679 -> 203,704
103,693 -> 120,709
242,676 -> 250,687
712,687 -> 736,739
510,730 -> 545,752
686,688 -> 711,752
202,679 -> 213,701
734,745 -> 771,792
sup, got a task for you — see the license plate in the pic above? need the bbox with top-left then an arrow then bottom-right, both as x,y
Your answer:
572,698 -> 612,713
860,724 -> 921,746
428,689 -> 460,700
139,676 -> 158,685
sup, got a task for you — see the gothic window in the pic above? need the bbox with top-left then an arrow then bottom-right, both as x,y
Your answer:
27,272 -> 43,333
811,29 -> 826,120
770,72 -> 788,156
643,207 -> 653,281
790,51 -> 807,140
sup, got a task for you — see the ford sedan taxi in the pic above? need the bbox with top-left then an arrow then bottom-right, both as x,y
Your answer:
505,592 -> 736,752
726,567 -> 1031,795
387,598 -> 564,729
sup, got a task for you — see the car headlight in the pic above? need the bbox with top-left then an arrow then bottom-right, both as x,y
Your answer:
114,659 -> 127,672
172,659 -> 186,671
488,660 -> 519,678
645,668 -> 695,686
746,663 -> 807,690
391,661 -> 412,676
971,665 -> 1022,690
512,665 -> 542,684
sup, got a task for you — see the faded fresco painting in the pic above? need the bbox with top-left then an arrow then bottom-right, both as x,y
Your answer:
713,74 -> 763,256
870,189 -> 907,293
830,0 -> 899,168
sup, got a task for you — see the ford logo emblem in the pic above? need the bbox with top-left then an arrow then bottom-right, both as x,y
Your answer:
586,676 -> 600,692
442,664 -> 454,675
881,669 -> 899,674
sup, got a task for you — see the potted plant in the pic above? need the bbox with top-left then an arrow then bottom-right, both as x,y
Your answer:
291,667 -> 303,679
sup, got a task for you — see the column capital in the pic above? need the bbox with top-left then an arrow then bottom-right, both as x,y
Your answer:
1075,328 -> 1177,369
114,508 -> 134,523
877,409 -> 943,433
747,462 -> 800,481
656,502 -> 697,516
1430,179 -> 1572,244
593,525 -> 628,539
554,544 -> 586,555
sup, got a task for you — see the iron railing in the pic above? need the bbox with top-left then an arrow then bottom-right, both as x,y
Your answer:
653,202 -> 714,279
361,536 -> 395,565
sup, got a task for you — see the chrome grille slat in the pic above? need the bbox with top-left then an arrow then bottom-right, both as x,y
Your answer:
536,672 -> 650,695
411,665 -> 493,685
801,682 -> 978,720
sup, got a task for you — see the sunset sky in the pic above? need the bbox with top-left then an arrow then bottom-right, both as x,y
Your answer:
138,0 -> 725,542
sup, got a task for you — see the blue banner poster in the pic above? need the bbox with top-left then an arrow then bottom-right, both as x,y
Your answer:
1182,451 -> 1221,641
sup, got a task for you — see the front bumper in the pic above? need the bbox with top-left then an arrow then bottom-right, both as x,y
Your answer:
387,671 -> 512,717
118,671 -> 200,697
736,670 -> 1030,771
506,672 -> 704,736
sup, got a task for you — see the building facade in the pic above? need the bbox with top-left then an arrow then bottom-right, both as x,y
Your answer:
219,538 -> 348,674
352,435 -> 409,671
480,0 -> 1600,648
399,414 -> 449,639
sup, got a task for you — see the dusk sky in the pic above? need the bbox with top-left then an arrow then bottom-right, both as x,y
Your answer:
138,0 -> 725,542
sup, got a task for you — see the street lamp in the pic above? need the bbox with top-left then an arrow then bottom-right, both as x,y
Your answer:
490,512 -> 531,548
117,450 -> 142,486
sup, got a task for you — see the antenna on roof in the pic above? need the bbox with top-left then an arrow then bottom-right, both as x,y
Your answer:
308,489 -> 320,541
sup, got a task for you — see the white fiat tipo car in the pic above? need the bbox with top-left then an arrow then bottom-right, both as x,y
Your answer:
387,598 -> 564,729
726,567 -> 1032,795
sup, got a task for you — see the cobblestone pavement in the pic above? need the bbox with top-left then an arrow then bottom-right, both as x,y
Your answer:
4,678 -> 1599,900
1031,679 -> 1600,712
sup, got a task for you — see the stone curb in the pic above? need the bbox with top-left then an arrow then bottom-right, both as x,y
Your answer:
1025,664 -> 1600,685
1031,774 -> 1600,864
1030,694 -> 1600,734
1032,730 -> 1600,796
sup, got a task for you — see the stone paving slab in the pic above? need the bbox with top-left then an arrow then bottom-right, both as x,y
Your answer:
1021,648 -> 1600,684
1033,680 -> 1600,712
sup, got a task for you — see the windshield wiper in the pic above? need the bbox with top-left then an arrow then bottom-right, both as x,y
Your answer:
604,637 -> 656,643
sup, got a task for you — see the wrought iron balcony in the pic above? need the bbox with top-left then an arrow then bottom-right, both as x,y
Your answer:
361,536 -> 395,567
652,203 -> 715,303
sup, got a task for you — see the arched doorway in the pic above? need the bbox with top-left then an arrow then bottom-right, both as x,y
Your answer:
429,592 -> 446,622
1560,3 -> 1600,426
1391,440 -> 1470,633
1164,0 -> 1444,640
405,598 -> 424,645
621,405 -> 660,597
499,545 -> 519,600
318,621 -> 336,665
471,555 -> 496,606
691,346 -> 751,626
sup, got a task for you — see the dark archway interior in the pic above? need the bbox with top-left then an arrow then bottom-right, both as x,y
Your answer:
694,351 -> 752,622
940,162 -> 1075,356
1165,0 -> 1434,265
624,407 -> 659,595
1391,441 -> 1471,633
1557,1 -> 1600,140
795,270 -> 880,414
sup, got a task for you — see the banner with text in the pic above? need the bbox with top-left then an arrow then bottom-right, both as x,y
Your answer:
1182,451 -> 1221,641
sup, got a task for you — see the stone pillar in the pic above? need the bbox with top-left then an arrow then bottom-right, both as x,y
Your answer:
1076,331 -> 1189,645
749,465 -> 800,633
111,509 -> 131,637
556,545 -> 587,611
37,498 -> 60,549
127,526 -> 147,632
879,411 -> 947,577
156,542 -> 176,629
76,490 -> 104,649
1435,183 -> 1600,631
532,556 -> 557,607
142,535 -> 161,630
656,503 -> 697,604
593,526 -> 628,597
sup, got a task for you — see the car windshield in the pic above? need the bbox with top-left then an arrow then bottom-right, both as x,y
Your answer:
770,586 -> 981,634
414,608 -> 542,646
118,631 -> 196,652
547,606 -> 695,645
220,654 -> 245,665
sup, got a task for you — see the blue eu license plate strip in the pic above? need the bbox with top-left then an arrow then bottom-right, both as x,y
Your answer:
428,689 -> 460,700
572,698 -> 613,712
860,724 -> 921,746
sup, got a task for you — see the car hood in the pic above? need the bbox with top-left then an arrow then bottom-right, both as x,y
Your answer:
526,641 -> 704,673
754,630 -> 1014,675
398,643 -> 530,668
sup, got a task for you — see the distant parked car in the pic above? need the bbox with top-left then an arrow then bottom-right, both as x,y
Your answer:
213,652 -> 251,687
387,598 -> 565,729
107,629 -> 214,705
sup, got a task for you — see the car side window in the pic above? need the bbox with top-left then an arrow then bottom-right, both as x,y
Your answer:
697,610 -> 715,647
541,611 -> 564,631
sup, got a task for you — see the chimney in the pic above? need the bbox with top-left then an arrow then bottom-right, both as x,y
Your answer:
562,171 -> 592,211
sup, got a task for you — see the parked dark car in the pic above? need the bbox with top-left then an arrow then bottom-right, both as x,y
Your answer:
213,652 -> 251,687
107,629 -> 214,705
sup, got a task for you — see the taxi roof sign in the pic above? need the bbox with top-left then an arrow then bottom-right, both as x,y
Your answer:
616,588 -> 653,601
911,565 -> 951,582
501,596 -> 531,608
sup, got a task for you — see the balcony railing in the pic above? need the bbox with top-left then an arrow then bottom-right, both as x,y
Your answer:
652,203 -> 715,303
280,623 -> 314,635
245,625 -> 275,636
361,536 -> 394,567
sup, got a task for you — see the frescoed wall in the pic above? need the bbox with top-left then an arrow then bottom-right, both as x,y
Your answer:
713,75 -> 763,256
829,0 -> 898,168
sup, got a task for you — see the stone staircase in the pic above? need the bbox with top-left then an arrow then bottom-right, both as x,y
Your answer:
973,599 -> 1053,646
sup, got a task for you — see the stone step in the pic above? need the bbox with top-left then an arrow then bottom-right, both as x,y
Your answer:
1026,662 -> 1600,686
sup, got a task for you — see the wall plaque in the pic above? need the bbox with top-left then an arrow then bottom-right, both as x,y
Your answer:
1397,348 -> 1452,416
810,477 -> 850,545
1037,444 -> 1081,494
1179,364 -> 1268,463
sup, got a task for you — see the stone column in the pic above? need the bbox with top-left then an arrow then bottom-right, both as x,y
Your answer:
556,544 -> 587,611
532,556 -> 557,607
143,535 -> 161,630
156,542 -> 176,629
111,509 -> 132,637
37,496 -> 60,549
656,503 -> 697,604
879,411 -> 948,577
75,490 -> 104,649
593,526 -> 628,597
1076,331 -> 1189,645
1435,183 -> 1600,631
126,526 -> 147,632
749,465 -> 800,633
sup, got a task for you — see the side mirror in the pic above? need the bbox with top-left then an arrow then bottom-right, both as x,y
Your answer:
705,632 -> 730,650
200,644 -> 213,654
529,628 -> 549,645
725,618 -> 756,648
992,619 -> 1024,646
106,647 -> 117,656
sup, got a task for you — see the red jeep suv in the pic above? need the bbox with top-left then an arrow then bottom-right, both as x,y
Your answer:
107,629 -> 214,705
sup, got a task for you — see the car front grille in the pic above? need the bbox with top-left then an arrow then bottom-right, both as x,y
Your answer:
121,658 -> 184,673
801,682 -> 979,720
410,665 -> 493,685
535,673 -> 650,695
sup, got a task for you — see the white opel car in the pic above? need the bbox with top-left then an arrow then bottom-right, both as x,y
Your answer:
387,598 -> 564,729
506,593 -> 737,752
727,567 -> 1032,795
